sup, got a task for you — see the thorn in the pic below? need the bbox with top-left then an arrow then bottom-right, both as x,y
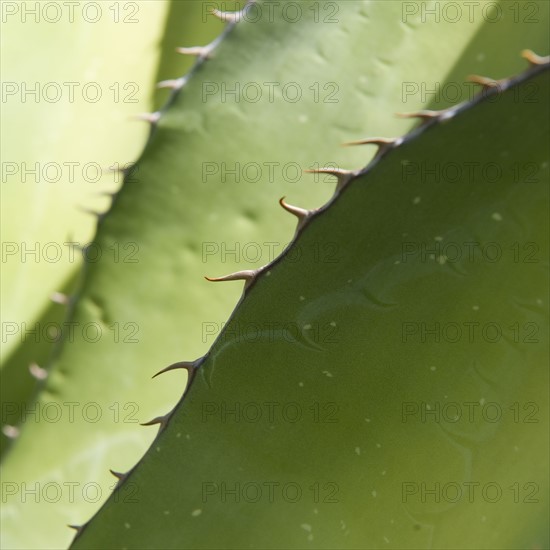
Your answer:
279,197 -> 310,219
467,74 -> 503,91
279,197 -> 311,231
2,425 -> 20,439
109,469 -> 128,490
211,8 -> 245,23
176,45 -> 213,60
157,77 -> 187,90
304,168 -> 355,192
141,414 -> 170,431
152,360 -> 199,379
521,49 -> 550,66
134,112 -> 161,124
205,269 -> 258,291
344,137 -> 399,147
50,291 -> 69,305
396,109 -> 455,128
29,362 -> 48,380
343,137 -> 402,166
396,110 -> 440,121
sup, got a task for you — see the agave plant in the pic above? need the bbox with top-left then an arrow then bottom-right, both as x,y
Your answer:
1,1 -> 548,549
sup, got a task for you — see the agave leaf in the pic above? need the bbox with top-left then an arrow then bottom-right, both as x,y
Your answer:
0,0 -> 169,455
1,1 -> 548,548
73,60 -> 550,550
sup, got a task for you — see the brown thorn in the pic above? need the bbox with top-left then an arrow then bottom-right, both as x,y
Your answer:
279,197 -> 310,220
152,360 -> 199,379
176,46 -> 213,60
141,415 -> 169,429
279,197 -> 311,230
343,137 -> 402,169
521,49 -> 550,66
305,168 -> 355,193
109,469 -> 126,481
344,137 -> 399,147
205,269 -> 258,290
304,167 -> 354,182
467,74 -> 503,90
396,110 -> 440,121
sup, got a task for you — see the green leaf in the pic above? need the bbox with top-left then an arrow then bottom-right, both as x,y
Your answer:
0,0 -> 169,455
72,61 -> 550,549
1,1 -> 548,548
